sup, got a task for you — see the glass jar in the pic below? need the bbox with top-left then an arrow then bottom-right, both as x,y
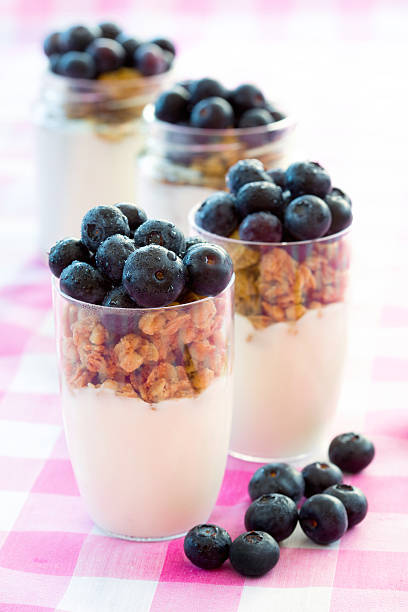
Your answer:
52,276 -> 234,540
137,104 -> 296,233
190,206 -> 351,463
35,70 -> 171,252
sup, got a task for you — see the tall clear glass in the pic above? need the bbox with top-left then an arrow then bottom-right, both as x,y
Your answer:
190,206 -> 351,463
35,71 -> 171,252
137,104 -> 296,232
53,277 -> 234,540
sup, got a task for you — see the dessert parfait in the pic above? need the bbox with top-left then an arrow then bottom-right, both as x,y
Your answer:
138,77 -> 295,231
36,22 -> 176,251
190,159 -> 352,462
49,203 -> 234,540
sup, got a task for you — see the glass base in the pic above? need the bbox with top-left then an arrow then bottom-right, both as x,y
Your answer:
95,524 -> 187,542
229,448 -> 312,465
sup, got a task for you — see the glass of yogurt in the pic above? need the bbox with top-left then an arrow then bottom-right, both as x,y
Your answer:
36,25 -> 175,253
137,82 -> 295,233
53,276 -> 234,540
189,159 -> 352,463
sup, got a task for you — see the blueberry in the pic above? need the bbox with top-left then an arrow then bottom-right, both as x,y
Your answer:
267,168 -> 286,190
238,108 -> 273,128
239,212 -> 282,242
328,432 -> 375,474
58,51 -> 96,79
102,285 -> 136,308
195,192 -> 239,237
229,83 -> 266,114
190,97 -> 234,129
245,493 -> 298,542
48,237 -> 91,278
60,25 -> 101,52
134,43 -> 168,76
115,203 -> 147,233
249,463 -> 305,504
301,462 -> 343,498
98,22 -> 122,39
189,78 -> 227,106
299,493 -> 348,545
81,205 -> 130,252
43,31 -> 61,57
115,34 -> 141,66
134,219 -> 186,256
60,261 -> 108,304
331,187 -> 352,207
95,234 -> 136,283
324,484 -> 368,528
285,161 -> 332,199
87,38 -> 125,73
183,524 -> 231,570
155,86 -> 190,123
184,236 -> 206,252
325,194 -> 353,234
284,195 -> 332,240
150,37 -> 176,57
123,245 -> 185,307
183,243 -> 233,296
229,531 -> 280,577
101,286 -> 139,334
226,159 -> 272,195
49,54 -> 62,74
236,181 -> 283,218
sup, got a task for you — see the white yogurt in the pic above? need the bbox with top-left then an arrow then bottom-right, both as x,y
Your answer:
231,303 -> 348,462
63,377 -> 232,540
36,119 -> 142,252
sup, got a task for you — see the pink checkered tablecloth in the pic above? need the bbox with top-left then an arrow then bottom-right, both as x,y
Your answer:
0,1 -> 408,610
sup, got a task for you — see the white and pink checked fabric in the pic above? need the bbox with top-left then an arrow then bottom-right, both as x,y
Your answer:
1,1 -> 408,610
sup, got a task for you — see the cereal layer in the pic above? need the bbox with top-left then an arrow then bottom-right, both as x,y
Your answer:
220,236 -> 349,329
60,294 -> 231,403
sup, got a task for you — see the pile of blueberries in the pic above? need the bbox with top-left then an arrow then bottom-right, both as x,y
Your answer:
43,22 -> 176,80
195,159 -> 353,242
154,77 -> 285,129
184,432 -> 374,577
48,204 -> 233,308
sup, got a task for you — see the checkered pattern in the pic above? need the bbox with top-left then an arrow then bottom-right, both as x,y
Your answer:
1,1 -> 408,610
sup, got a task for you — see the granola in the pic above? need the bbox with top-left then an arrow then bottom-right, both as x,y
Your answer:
146,139 -> 293,191
60,292 -> 231,404
220,237 -> 349,330
63,69 -> 158,125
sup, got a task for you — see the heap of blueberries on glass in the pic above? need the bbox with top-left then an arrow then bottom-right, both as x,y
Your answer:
184,432 -> 375,578
195,158 -> 353,242
48,203 -> 233,308
154,77 -> 286,129
43,21 -> 176,79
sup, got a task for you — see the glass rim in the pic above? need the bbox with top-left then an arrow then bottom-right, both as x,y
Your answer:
142,103 -> 297,137
189,203 -> 352,248
52,273 -> 235,313
43,68 -> 174,92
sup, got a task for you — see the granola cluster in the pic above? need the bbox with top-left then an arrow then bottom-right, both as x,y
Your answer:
225,236 -> 350,330
60,294 -> 231,404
